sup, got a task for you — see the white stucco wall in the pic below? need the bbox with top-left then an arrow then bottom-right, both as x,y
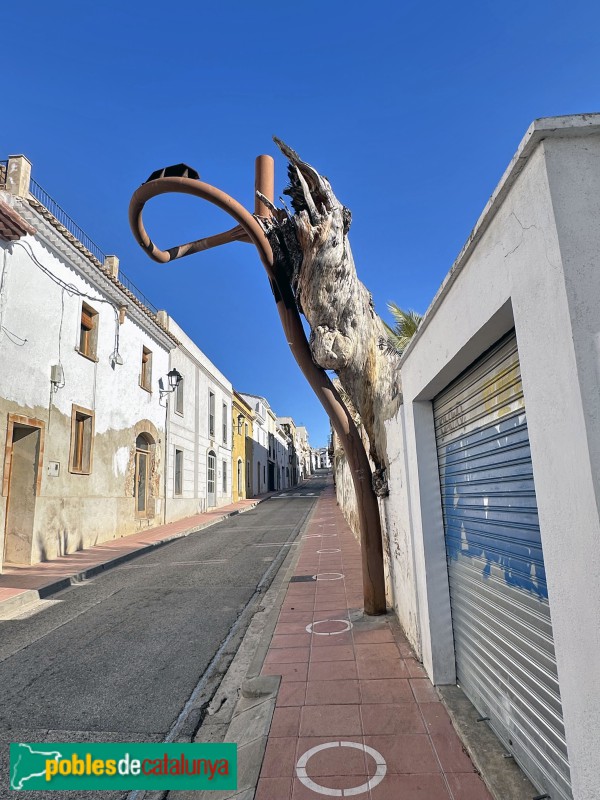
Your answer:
381,116 -> 600,799
0,196 -> 173,564
162,316 -> 233,520
275,427 -> 289,489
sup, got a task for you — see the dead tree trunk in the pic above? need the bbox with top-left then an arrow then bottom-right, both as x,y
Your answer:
260,139 -> 401,496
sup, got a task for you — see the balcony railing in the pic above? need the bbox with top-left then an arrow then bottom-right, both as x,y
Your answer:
27,176 -> 158,316
117,272 -> 158,316
29,178 -> 107,264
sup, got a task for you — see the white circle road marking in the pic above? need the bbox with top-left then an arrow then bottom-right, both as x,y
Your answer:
317,548 -> 341,554
303,534 -> 338,539
306,619 -> 352,635
295,741 -> 387,797
313,572 -> 344,581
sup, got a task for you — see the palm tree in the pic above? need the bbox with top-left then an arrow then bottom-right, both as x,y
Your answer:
380,302 -> 423,357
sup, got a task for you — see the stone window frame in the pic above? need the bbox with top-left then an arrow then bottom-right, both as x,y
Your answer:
140,346 -> 153,392
69,404 -> 95,475
174,448 -> 183,496
174,375 -> 184,416
208,391 -> 215,438
78,302 -> 99,362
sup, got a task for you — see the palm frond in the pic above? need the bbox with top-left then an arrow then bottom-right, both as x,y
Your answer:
382,302 -> 423,357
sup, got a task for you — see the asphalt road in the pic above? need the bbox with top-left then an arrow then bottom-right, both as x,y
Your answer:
0,474 -> 327,799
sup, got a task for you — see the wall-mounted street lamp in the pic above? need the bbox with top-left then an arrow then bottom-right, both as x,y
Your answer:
159,368 -> 182,400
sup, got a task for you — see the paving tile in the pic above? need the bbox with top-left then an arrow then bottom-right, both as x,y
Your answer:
294,736 -> 367,776
356,658 -> 409,680
299,704 -> 362,736
359,679 -> 414,704
352,627 -> 395,644
285,590 -> 317,600
314,601 -> 351,612
265,647 -> 310,664
313,594 -> 348,602
260,737 -> 298,777
262,662 -> 309,682
360,703 -> 426,735
282,601 -> 315,612
364,734 -> 441,773
369,773 -> 452,799
314,580 -> 346,588
311,631 -> 354,647
308,660 -> 358,681
354,643 -> 403,661
255,777 -> 293,800
270,707 -> 301,738
274,622 -> 312,635
286,584 -> 317,592
429,732 -> 476,772
291,775 -> 370,799
405,657 -> 428,678
276,682 -> 307,707
410,678 -> 440,703
279,611 -> 315,624
315,578 -> 346,586
312,609 -> 350,620
445,772 -> 494,799
287,581 -> 317,589
397,641 -> 417,658
270,634 -> 312,649
309,645 -> 355,662
419,702 -> 454,734
305,680 -> 361,705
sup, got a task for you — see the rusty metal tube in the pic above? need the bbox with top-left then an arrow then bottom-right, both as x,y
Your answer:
128,173 -> 386,615
254,155 -> 275,217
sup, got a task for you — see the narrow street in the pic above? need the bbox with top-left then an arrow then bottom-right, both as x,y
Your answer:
0,477 -> 326,799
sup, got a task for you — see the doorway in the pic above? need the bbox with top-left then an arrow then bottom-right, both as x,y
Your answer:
268,461 -> 275,492
135,434 -> 151,517
207,450 -> 216,507
4,422 -> 43,565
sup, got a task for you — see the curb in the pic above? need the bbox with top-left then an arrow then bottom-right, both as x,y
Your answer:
0,496 -> 271,618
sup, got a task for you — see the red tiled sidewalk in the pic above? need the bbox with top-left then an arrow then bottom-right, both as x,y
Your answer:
256,484 -> 493,800
0,493 -> 274,613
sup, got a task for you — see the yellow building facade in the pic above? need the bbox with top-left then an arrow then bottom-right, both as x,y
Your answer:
232,392 -> 254,502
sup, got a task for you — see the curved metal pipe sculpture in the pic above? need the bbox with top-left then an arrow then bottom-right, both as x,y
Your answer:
128,157 -> 386,615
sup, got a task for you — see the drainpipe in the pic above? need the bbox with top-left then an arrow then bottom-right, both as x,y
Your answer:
163,395 -> 169,525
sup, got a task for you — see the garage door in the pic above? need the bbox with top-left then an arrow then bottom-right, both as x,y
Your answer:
434,331 -> 572,800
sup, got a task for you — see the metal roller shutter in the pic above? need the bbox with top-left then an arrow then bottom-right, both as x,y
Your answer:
434,331 -> 572,800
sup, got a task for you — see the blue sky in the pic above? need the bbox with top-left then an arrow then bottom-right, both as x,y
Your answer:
4,2 -> 599,446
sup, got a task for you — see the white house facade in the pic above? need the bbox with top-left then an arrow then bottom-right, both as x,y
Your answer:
274,423 -> 290,490
158,314 -> 233,520
0,156 -> 176,568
